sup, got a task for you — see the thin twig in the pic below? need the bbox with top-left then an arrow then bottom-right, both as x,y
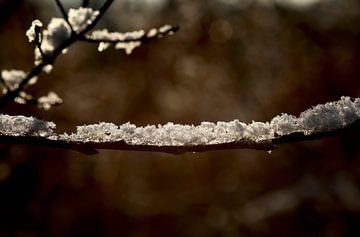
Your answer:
34,26 -> 47,60
54,0 -> 68,18
54,0 -> 75,33
0,0 -> 115,109
0,62 -> 46,108
78,0 -> 114,35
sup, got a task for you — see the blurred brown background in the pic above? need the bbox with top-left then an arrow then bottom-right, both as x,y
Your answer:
1,0 -> 360,236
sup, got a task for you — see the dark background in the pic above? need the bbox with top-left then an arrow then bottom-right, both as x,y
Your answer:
0,0 -> 360,236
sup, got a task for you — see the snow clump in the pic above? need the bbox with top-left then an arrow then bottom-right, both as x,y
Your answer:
0,114 -> 55,137
68,7 -> 99,33
1,70 -> 26,91
26,19 -> 43,42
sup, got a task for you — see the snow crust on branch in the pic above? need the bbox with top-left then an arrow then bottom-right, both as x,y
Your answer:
0,97 -> 359,150
60,96 -> 360,145
0,114 -> 55,137
89,25 -> 178,54
271,96 -> 360,135
90,29 -> 145,54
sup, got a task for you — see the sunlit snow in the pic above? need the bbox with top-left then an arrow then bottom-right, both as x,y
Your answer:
0,96 -> 359,146
26,19 -> 43,42
1,70 -> 26,91
33,18 -> 71,66
90,29 -> 145,54
58,97 -> 360,145
90,25 -> 176,54
0,114 -> 55,137
68,7 -> 100,33
37,91 -> 63,110
60,97 -> 360,145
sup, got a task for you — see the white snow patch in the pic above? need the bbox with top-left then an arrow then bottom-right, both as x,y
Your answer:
98,42 -> 111,52
90,25 -> 174,54
1,97 -> 359,146
68,7 -> 99,33
1,70 -> 26,91
37,91 -> 63,110
61,97 -> 360,145
34,18 -> 71,65
42,18 -> 71,52
90,29 -> 145,54
271,96 -> 360,136
0,114 -> 55,137
61,120 -> 253,145
90,29 -> 145,42
1,69 -> 37,93
14,91 -> 32,105
115,41 -> 141,55
159,24 -> 173,34
26,19 -> 43,42
147,28 -> 158,38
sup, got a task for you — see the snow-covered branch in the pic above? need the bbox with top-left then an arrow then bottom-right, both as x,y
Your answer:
81,25 -> 179,54
0,0 -> 177,109
1,97 -> 359,155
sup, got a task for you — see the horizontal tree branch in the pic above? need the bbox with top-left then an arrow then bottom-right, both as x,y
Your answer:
1,97 -> 359,154
0,118 -> 358,155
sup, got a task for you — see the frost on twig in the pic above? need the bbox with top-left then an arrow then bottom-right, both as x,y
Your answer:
0,97 -> 359,155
